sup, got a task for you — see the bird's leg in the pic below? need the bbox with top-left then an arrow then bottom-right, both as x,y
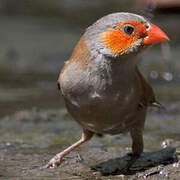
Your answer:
126,128 -> 144,170
45,129 -> 94,168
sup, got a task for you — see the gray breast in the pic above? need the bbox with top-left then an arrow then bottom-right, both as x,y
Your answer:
59,57 -> 141,134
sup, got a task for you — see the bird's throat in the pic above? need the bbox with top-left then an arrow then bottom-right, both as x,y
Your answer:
92,54 -> 137,84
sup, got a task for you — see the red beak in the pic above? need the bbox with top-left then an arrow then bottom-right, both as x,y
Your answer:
143,23 -> 169,45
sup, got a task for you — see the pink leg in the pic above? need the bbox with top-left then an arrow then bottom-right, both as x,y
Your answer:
45,129 -> 93,168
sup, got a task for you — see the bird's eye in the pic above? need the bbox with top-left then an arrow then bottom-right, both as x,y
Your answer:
121,24 -> 135,35
145,24 -> 150,30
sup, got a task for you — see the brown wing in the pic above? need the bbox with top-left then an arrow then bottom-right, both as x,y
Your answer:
136,67 -> 163,109
57,36 -> 91,92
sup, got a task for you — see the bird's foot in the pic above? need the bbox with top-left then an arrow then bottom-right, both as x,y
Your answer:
126,153 -> 140,170
119,153 -> 139,174
44,154 -> 64,169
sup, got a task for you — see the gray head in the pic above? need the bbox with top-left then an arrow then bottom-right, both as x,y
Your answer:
84,12 -> 168,58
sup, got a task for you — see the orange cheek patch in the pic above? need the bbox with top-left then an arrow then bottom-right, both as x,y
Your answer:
101,29 -> 136,55
100,21 -> 148,55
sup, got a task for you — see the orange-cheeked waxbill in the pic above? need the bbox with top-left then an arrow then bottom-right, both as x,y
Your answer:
46,12 -> 169,168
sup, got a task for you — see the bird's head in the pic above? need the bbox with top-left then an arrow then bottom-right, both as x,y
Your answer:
85,12 -> 169,59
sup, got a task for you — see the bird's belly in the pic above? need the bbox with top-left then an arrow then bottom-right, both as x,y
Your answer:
65,89 -> 139,134
60,62 -> 141,134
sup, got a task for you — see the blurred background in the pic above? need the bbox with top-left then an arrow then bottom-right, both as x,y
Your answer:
0,0 -> 180,117
0,0 -> 179,178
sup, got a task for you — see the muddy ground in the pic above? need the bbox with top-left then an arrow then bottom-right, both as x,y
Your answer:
0,107 -> 179,180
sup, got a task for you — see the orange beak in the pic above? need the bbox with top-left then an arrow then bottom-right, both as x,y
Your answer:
143,23 -> 169,45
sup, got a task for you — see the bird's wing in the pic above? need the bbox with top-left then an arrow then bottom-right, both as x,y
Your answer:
136,67 -> 164,109
57,36 -> 91,92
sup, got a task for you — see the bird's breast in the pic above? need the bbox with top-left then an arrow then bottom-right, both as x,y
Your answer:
59,60 -> 141,134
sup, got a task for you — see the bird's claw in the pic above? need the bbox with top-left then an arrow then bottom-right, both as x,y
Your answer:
44,155 -> 63,169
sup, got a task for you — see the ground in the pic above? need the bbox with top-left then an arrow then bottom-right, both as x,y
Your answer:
0,108 -> 179,180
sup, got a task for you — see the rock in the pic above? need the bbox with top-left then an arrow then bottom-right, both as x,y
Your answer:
91,147 -> 178,175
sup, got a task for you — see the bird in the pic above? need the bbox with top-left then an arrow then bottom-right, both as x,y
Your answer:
45,12 -> 169,168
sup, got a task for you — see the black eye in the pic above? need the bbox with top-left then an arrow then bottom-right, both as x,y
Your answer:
122,24 -> 135,35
